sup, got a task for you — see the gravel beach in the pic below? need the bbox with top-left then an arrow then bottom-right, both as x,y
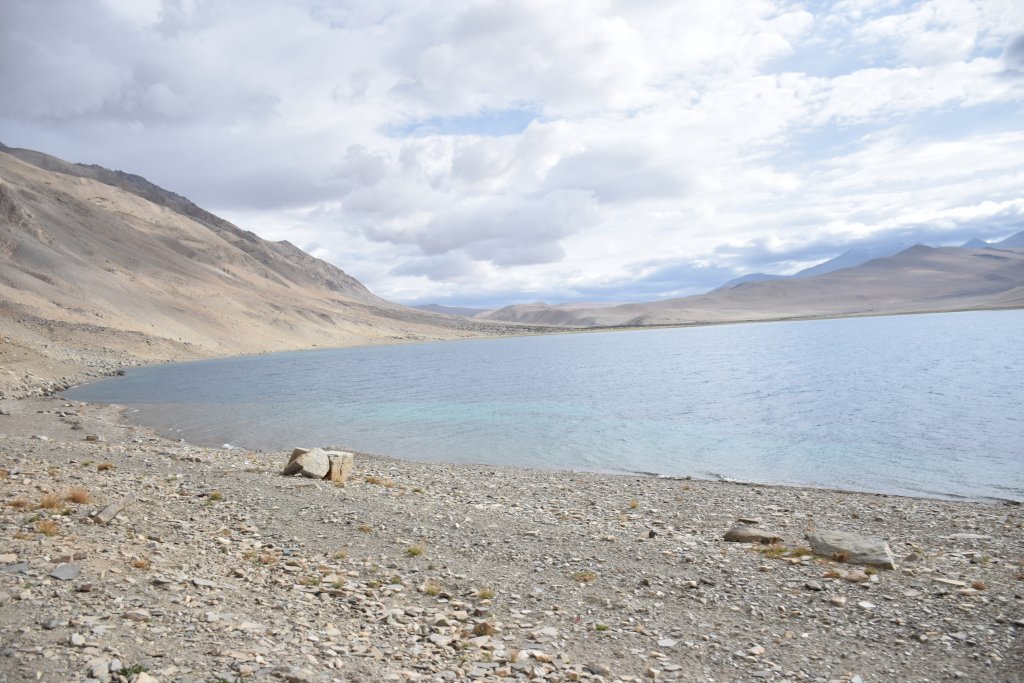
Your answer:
0,396 -> 1022,683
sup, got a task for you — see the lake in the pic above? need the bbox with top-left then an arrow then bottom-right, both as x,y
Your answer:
64,310 -> 1024,501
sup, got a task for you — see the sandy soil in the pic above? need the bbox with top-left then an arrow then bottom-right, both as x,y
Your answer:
0,396 -> 1021,683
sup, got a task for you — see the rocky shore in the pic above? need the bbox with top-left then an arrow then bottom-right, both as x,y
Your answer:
0,396 -> 1021,683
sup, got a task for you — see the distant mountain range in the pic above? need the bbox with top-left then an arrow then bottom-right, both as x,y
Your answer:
475,242 -> 1024,326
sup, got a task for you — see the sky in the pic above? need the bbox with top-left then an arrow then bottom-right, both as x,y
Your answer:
2,0 -> 1023,308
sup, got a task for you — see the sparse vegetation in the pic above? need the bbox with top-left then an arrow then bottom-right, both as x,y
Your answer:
207,490 -> 223,501
595,623 -> 610,631
118,664 -> 147,677
406,543 -> 425,557
477,586 -> 495,600
357,524 -> 373,533
298,576 -> 320,587
571,570 -> 598,583
365,475 -> 383,485
422,578 -> 443,596
8,497 -> 31,509
36,520 -> 58,536
37,493 -> 61,509
65,488 -> 91,504
132,557 -> 151,570
971,580 -> 987,591
628,498 -> 639,509
332,547 -> 349,560
97,462 -> 113,472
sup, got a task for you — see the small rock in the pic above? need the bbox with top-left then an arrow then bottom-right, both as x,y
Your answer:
857,600 -> 875,611
804,581 -> 823,591
135,673 -> 160,683
92,493 -> 136,525
69,633 -> 86,646
723,524 -> 782,544
844,570 -> 870,584
656,638 -> 677,648
48,563 -> 81,581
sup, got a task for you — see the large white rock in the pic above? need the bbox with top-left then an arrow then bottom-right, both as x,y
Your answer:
807,530 -> 896,569
281,448 -> 330,479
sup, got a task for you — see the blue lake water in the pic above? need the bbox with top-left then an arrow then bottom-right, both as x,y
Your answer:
64,310 -> 1024,501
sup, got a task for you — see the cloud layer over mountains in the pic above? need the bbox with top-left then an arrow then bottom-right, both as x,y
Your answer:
2,0 -> 1023,306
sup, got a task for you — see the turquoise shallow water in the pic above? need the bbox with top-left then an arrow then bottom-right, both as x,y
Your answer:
64,310 -> 1024,501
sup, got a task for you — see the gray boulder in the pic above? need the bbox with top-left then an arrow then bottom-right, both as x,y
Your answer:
807,530 -> 896,569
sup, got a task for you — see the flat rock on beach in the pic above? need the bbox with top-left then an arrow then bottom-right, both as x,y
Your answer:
0,395 -> 1022,683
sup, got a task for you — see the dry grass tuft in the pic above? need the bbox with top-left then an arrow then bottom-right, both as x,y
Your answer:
36,520 -> 58,536
37,493 -> 62,509
405,544 -> 425,557
477,586 -> 495,600
422,578 -> 443,596
971,580 -> 987,591
571,570 -> 599,583
207,490 -> 223,501
365,475 -> 383,485
628,499 -> 639,510
132,557 -> 151,570
357,524 -> 373,533
65,488 -> 91,504
8,497 -> 31,510
97,462 -> 114,472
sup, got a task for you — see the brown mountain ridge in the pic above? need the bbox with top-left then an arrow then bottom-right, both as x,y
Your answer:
0,146 -> 527,397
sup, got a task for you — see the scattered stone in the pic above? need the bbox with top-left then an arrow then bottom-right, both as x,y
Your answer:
0,562 -> 29,574
857,601 -> 875,611
48,563 -> 81,581
933,578 -> 968,588
844,569 -> 870,584
807,530 -> 896,569
69,633 -> 86,647
723,524 -> 783,544
656,638 -> 677,648
804,581 -> 824,591
91,492 -> 136,524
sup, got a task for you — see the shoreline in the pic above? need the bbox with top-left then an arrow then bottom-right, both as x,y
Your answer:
1,393 -> 1022,681
100,401 -> 1024,507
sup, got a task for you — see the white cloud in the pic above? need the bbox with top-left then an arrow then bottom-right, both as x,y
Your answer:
1,0 -> 1022,306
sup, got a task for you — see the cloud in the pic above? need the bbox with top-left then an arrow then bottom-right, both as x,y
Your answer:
1004,33 -> 1024,73
1,0 -> 1023,306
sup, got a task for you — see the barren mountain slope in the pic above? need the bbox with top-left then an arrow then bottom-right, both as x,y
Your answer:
0,151 -> 523,397
480,245 -> 1024,326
